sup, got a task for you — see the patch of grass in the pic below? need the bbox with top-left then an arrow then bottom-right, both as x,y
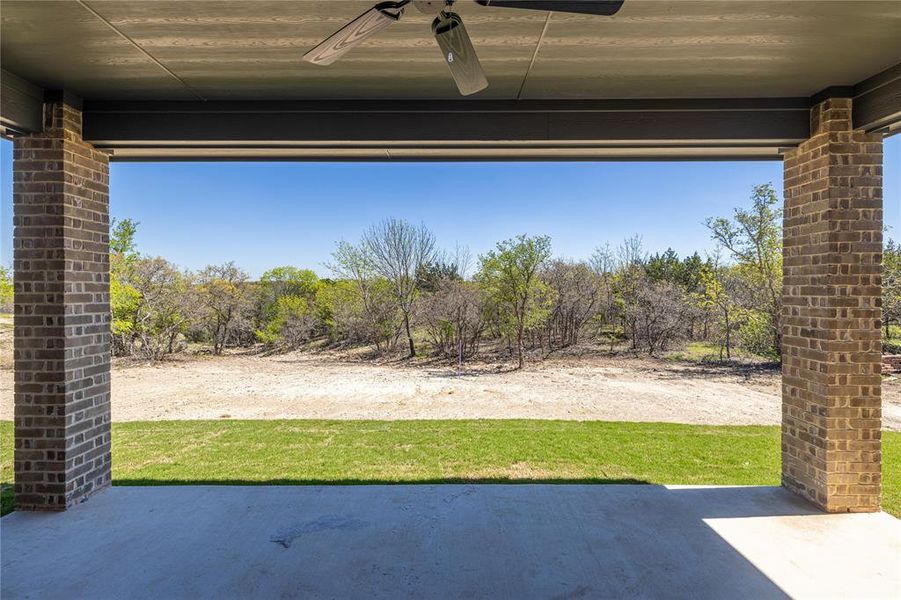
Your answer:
0,420 -> 898,517
665,341 -> 780,366
883,431 -> 901,517
666,341 -> 716,362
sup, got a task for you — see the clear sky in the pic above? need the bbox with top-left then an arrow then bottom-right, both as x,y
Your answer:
2,137 -> 899,278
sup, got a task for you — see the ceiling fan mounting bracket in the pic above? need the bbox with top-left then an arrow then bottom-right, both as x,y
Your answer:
413,0 -> 454,14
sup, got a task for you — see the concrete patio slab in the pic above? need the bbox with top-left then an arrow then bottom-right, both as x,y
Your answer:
2,485 -> 899,599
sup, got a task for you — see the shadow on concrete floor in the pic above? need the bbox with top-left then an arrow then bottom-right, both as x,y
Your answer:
108,480 -> 821,519
114,476 -> 650,486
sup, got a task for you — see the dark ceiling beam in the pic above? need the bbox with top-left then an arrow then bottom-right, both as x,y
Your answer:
852,63 -> 901,134
82,98 -> 811,161
812,63 -> 901,134
7,64 -> 895,159
0,70 -> 43,136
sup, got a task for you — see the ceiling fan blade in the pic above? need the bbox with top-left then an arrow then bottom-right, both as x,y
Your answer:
303,2 -> 404,66
474,0 -> 625,16
432,11 -> 488,96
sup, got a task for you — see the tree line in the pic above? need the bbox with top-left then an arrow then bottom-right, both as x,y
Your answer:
4,182 -> 891,366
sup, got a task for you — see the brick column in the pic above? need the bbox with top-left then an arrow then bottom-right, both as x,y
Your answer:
13,101 -> 112,510
782,98 -> 883,512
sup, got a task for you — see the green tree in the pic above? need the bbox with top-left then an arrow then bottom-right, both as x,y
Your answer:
316,277 -> 399,351
110,218 -> 139,279
416,260 -> 462,293
195,262 -> 252,355
884,238 -> 901,340
130,257 -> 191,358
109,218 -> 141,354
477,235 -> 553,369
256,295 -> 317,348
0,265 -> 12,313
110,277 -> 141,354
645,249 -> 711,340
706,183 -> 783,357
256,266 -> 320,345
110,218 -> 138,255
645,248 -> 682,284
259,266 -> 318,301
699,263 -> 741,359
679,252 -> 709,293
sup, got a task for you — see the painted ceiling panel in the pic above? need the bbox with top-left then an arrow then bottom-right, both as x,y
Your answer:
92,0 -> 544,99
0,0 -> 195,99
523,1 -> 901,98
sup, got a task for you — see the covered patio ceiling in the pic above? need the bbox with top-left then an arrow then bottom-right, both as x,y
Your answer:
2,0 -> 900,158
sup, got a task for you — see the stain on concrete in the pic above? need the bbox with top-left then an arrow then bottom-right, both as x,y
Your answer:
270,515 -> 366,549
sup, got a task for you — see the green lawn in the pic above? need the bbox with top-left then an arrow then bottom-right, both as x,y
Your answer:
1,420 -> 898,517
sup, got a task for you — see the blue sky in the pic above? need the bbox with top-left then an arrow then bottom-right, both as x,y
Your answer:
2,137 -> 899,278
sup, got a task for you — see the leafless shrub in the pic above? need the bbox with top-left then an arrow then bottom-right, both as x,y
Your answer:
420,279 -> 486,363
540,259 -> 601,351
624,277 -> 696,356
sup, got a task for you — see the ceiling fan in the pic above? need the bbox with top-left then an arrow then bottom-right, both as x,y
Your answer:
302,0 -> 625,96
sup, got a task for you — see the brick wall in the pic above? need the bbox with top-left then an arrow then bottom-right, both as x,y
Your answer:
13,101 -> 112,510
782,98 -> 883,512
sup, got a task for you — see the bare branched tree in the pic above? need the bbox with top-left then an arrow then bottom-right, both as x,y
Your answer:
626,276 -> 696,356
541,259 -> 601,351
421,279 -> 485,364
617,234 -> 646,269
327,241 -> 401,351
131,257 -> 190,359
361,219 -> 438,358
590,244 -> 619,351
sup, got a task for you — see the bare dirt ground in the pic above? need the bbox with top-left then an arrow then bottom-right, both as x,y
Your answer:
1,327 -> 899,428
105,351 -> 789,425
